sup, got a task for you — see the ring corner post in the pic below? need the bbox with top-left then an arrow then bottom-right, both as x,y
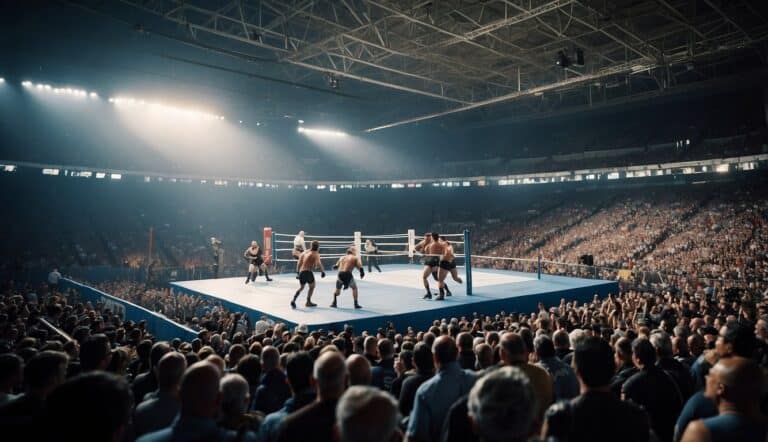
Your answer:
264,227 -> 275,265
464,229 -> 472,296
537,255 -> 542,280
354,231 -> 362,258
408,229 -> 415,263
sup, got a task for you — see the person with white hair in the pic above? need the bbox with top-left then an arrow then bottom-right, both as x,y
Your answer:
467,366 -> 537,442
563,328 -> 587,365
292,231 -> 306,260
335,385 -> 400,442
218,373 -> 261,436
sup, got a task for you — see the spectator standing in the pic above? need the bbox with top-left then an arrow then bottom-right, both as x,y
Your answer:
542,337 -> 651,442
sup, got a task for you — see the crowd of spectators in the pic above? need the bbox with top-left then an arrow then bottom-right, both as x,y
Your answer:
476,184 -> 767,293
1,256 -> 767,442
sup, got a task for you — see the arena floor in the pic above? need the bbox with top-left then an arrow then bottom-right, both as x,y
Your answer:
170,264 -> 617,333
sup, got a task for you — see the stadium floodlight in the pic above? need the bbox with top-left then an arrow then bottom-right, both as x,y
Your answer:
21,81 -> 32,87
0,78 -> 4,83
297,127 -> 348,137
298,119 -> 304,124
89,92 -> 98,98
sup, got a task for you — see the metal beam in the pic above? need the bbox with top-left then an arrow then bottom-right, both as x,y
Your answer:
655,0 -> 708,40
118,0 -> 470,103
701,0 -> 752,42
363,40 -> 766,132
289,59 -> 470,103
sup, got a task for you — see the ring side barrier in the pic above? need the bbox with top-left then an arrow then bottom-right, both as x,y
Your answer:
473,255 -> 624,282
61,278 -> 197,342
270,228 -> 473,295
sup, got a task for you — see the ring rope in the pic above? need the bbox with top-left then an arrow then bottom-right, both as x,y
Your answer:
273,233 -> 353,239
274,240 -> 356,245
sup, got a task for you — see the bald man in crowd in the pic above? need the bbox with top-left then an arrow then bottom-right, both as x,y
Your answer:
406,335 -> 475,442
336,385 -> 401,442
138,361 -> 247,441
346,354 -> 372,386
681,356 -> 766,442
468,367 -> 537,442
276,351 -> 348,442
133,352 -> 187,438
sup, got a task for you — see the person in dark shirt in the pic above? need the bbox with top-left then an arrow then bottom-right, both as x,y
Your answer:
45,372 -> 132,442
399,342 -> 434,417
0,351 -> 68,440
553,329 -> 572,361
543,337 -> 651,442
363,336 -> 379,367
258,352 -> 316,442
622,338 -> 683,442
457,332 -> 476,370
252,346 -> 290,414
390,349 -> 413,399
681,357 -> 766,442
275,351 -> 348,442
651,331 -> 694,401
371,339 -> 397,393
132,342 -> 170,403
610,337 -> 637,396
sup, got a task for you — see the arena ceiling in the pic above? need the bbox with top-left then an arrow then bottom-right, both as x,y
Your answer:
19,0 -> 768,131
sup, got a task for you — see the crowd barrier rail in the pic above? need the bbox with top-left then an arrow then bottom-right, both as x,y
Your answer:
60,278 -> 197,342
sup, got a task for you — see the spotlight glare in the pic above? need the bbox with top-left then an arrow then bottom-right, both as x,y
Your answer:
22,81 -> 32,87
36,84 -> 43,89
298,119 -> 304,124
297,127 -> 348,137
0,78 -> 4,83
43,84 -> 51,90
89,92 -> 98,98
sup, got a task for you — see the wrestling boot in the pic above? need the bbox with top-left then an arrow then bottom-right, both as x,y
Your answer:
444,285 -> 452,296
423,291 -> 432,300
435,288 -> 445,301
330,294 -> 338,308
354,301 -> 362,309
290,293 -> 299,309
305,297 -> 317,307
264,269 -> 273,282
